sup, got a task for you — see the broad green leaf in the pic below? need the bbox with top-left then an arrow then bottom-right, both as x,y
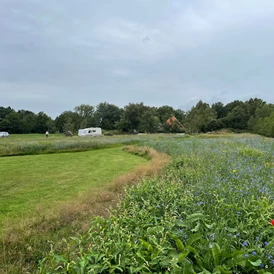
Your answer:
213,265 -> 231,274
191,222 -> 200,233
181,258 -> 196,274
174,238 -> 185,252
170,234 -> 185,251
139,239 -> 153,252
198,268 -> 212,274
186,213 -> 204,223
211,243 -> 221,265
187,233 -> 202,246
249,259 -> 262,266
204,223 -> 214,230
187,246 -> 199,256
178,251 -> 190,263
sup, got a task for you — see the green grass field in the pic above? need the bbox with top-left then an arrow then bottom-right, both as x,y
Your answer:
0,133 -> 151,156
4,133 -> 271,273
0,146 -> 147,228
0,135 -> 168,274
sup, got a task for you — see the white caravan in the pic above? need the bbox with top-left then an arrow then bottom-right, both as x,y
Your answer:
78,127 -> 102,137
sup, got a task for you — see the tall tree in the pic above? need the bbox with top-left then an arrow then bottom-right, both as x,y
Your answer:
117,103 -> 149,132
74,104 -> 95,128
156,105 -> 175,124
139,109 -> 160,133
0,111 -> 21,133
34,112 -> 53,133
174,109 -> 186,124
185,101 -> 217,133
94,102 -> 123,130
224,100 -> 243,114
55,111 -> 80,133
212,102 -> 227,119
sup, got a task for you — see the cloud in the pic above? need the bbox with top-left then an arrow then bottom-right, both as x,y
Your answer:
110,68 -> 130,78
0,0 -> 274,117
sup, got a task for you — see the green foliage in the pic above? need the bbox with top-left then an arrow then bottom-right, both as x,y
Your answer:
117,102 -> 149,132
0,107 -> 54,134
94,102 -> 123,130
54,111 -> 80,133
0,98 -> 273,136
40,136 -> 274,273
139,109 -> 160,133
185,100 -> 217,133
157,105 -> 176,124
248,104 -> 274,137
212,102 -> 227,119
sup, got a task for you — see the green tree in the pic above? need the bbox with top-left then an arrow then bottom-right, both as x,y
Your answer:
224,100 -> 243,114
94,102 -> 123,130
117,103 -> 149,132
62,117 -> 75,133
212,102 -> 226,119
17,110 -> 37,133
0,106 -> 14,119
34,112 -> 52,133
156,105 -> 175,124
248,104 -> 274,134
74,104 -> 95,128
0,111 -> 21,133
174,109 -> 186,124
185,101 -> 217,133
139,110 -> 160,133
55,111 -> 80,133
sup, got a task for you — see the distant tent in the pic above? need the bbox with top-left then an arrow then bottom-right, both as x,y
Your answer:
166,116 -> 184,129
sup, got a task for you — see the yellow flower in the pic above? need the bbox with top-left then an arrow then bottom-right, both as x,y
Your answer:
233,170 -> 236,173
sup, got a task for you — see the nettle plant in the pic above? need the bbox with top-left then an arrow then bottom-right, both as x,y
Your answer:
40,137 -> 274,273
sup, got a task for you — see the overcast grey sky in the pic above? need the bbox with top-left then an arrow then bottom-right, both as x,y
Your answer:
1,0 -> 274,118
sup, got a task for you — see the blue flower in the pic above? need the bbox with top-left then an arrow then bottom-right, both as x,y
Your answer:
245,254 -> 249,258
243,241 -> 249,247
264,242 -> 268,246
252,251 -> 256,256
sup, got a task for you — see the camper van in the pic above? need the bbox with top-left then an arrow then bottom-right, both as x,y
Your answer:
78,127 -> 102,137
0,131 -> 9,137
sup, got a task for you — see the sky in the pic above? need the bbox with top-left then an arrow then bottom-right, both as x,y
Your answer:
1,0 -> 274,118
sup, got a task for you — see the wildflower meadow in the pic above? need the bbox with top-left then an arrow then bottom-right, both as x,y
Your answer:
40,135 -> 274,273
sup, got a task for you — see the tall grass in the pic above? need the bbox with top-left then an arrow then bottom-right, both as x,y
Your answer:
0,136 -> 142,156
40,136 -> 274,273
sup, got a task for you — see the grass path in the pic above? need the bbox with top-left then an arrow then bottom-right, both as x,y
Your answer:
0,147 -> 147,227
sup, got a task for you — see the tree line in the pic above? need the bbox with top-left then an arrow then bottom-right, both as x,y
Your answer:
0,98 -> 273,137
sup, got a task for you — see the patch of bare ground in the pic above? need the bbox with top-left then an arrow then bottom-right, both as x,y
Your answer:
0,146 -> 170,274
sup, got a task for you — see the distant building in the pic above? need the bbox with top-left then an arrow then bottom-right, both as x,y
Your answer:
166,116 -> 184,129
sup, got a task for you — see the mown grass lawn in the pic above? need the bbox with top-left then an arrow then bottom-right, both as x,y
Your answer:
0,147 -> 147,227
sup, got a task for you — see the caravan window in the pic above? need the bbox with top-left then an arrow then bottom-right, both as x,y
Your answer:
92,130 -> 96,132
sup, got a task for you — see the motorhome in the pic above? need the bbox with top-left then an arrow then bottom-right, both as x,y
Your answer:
78,127 -> 102,137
